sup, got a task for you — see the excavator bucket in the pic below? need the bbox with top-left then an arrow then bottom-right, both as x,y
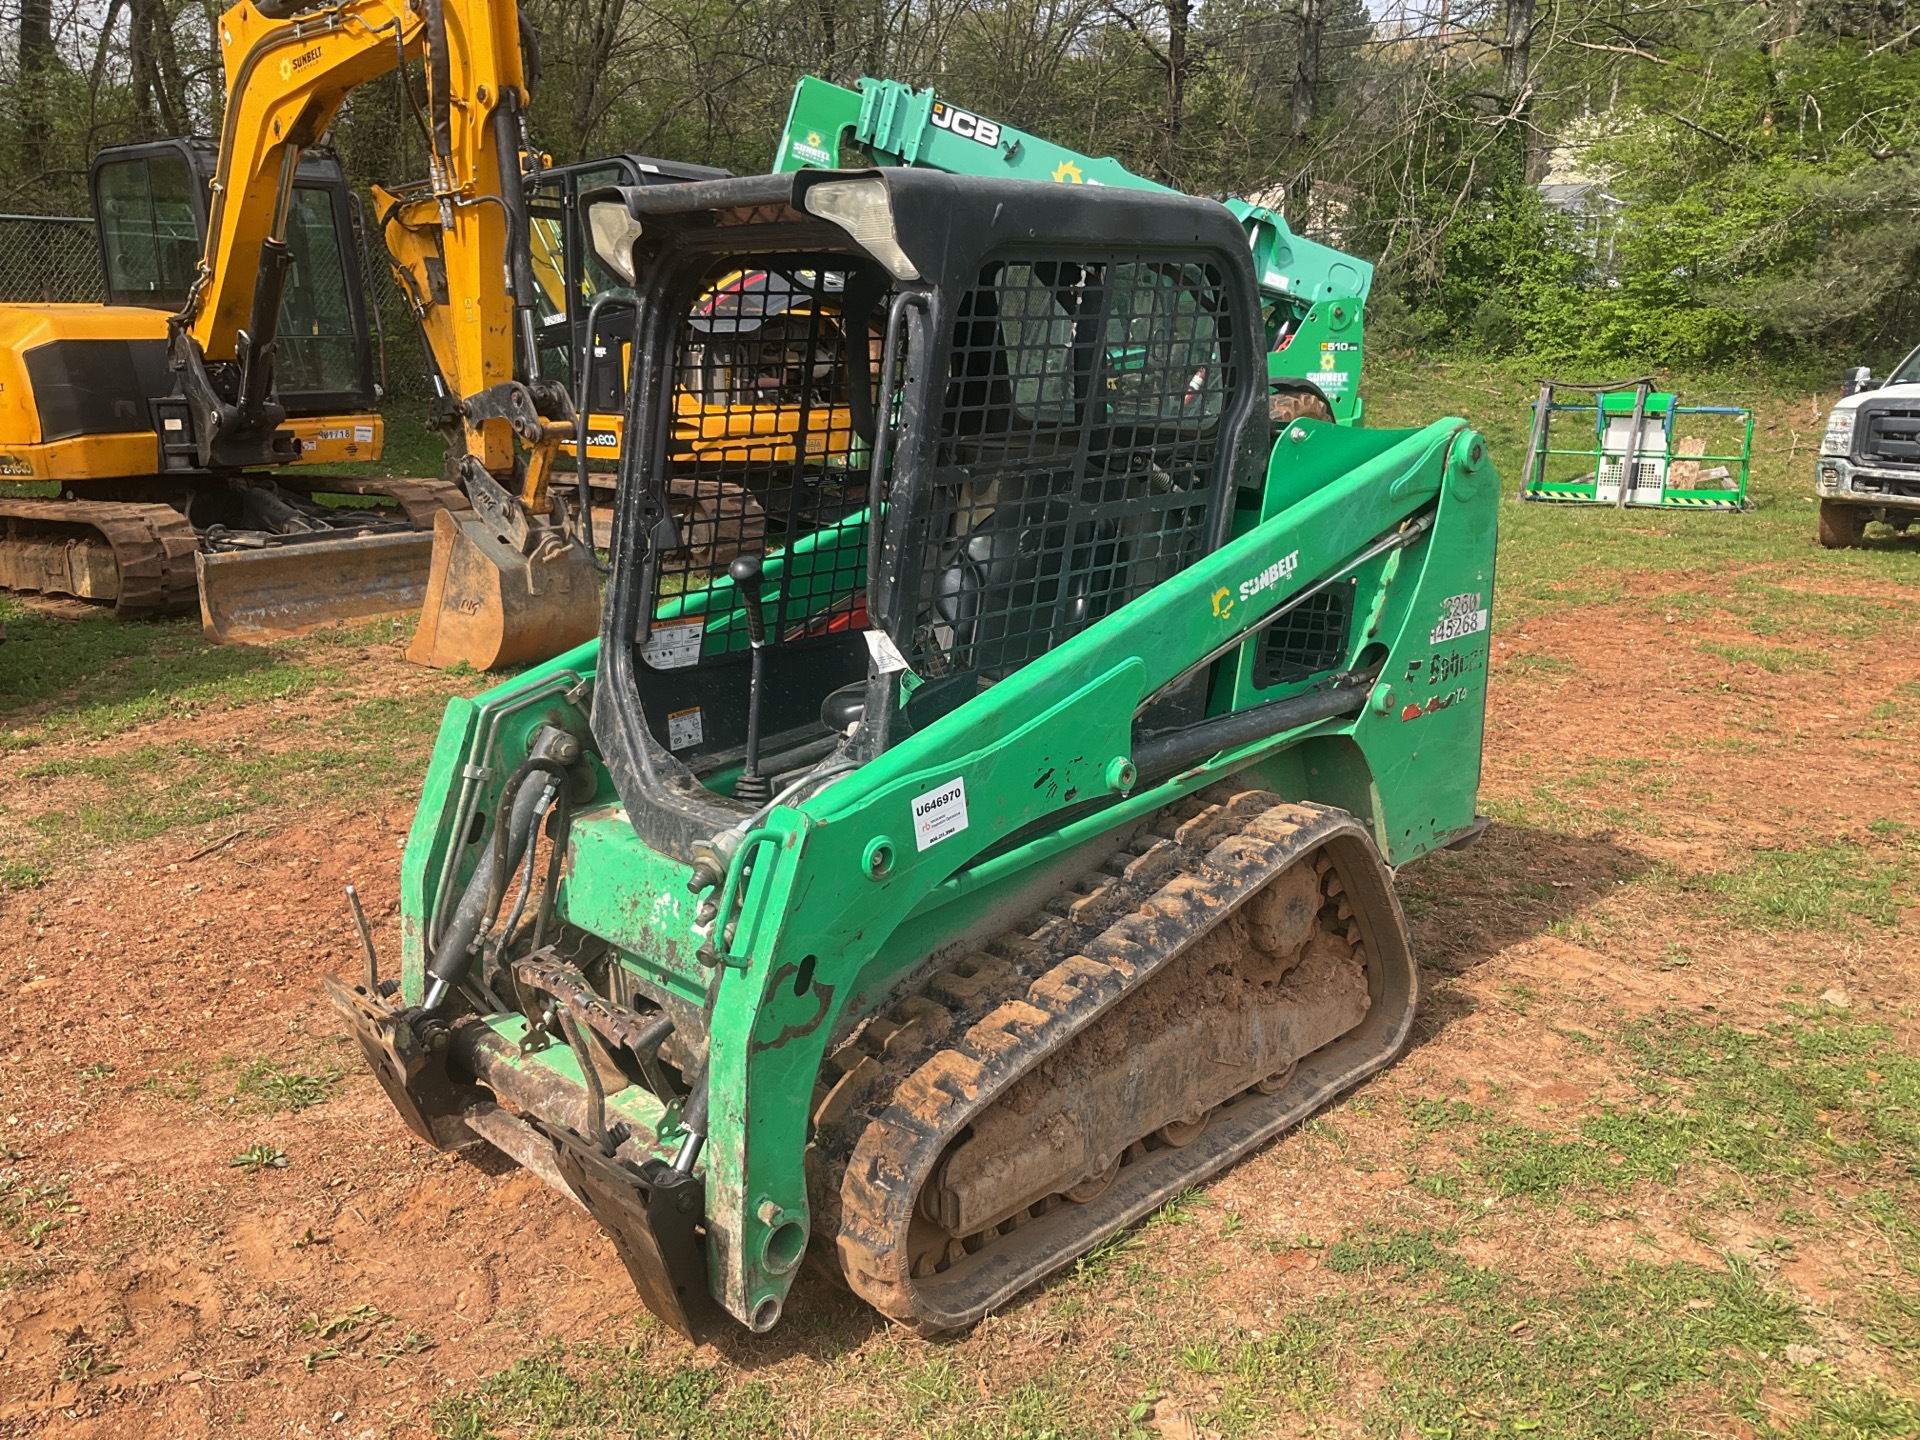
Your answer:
196,530 -> 439,643
405,506 -> 601,671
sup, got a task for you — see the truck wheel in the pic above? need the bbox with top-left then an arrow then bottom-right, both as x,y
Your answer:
1270,383 -> 1335,428
1817,500 -> 1867,549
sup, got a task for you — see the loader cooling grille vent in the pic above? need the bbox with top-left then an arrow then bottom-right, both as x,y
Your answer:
898,254 -> 1239,705
1253,581 -> 1354,689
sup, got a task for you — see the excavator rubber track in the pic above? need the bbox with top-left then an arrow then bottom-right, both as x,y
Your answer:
809,787 -> 1417,1332
0,498 -> 199,617
0,479 -> 469,632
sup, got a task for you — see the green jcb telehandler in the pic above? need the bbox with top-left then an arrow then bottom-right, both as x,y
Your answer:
329,167 -> 1498,1338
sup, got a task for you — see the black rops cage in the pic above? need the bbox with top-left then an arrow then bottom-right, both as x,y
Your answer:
586,170 -> 1268,856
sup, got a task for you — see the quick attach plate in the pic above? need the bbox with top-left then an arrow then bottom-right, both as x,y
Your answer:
544,1123 -> 718,1341
324,974 -> 479,1152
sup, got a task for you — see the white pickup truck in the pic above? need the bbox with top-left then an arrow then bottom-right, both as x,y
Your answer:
1816,344 -> 1920,547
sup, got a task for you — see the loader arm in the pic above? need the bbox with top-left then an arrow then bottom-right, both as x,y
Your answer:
775,74 -> 1374,421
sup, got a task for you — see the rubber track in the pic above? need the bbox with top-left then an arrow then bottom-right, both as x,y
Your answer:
0,498 -> 198,617
810,786 -> 1389,1329
286,476 -> 471,527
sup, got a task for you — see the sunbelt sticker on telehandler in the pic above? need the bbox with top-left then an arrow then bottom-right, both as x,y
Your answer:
912,778 -> 969,851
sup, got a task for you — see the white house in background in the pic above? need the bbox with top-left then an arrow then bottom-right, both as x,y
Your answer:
1537,132 -> 1624,269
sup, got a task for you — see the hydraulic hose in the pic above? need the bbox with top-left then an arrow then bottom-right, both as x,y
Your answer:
422,739 -> 577,1010
673,1066 -> 709,1173
490,93 -> 543,380
422,0 -> 453,172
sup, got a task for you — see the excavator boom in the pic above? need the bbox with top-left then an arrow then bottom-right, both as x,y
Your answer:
0,0 -> 597,667
185,0 -> 596,664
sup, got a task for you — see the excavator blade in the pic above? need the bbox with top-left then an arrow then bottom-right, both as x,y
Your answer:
406,507 -> 601,671
196,531 -> 439,643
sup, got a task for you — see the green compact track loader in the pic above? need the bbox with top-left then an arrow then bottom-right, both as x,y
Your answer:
331,168 -> 1499,1338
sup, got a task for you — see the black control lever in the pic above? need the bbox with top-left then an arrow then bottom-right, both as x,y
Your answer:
729,554 -> 772,805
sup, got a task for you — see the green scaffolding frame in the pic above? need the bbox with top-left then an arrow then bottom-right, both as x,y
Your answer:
1518,377 -> 1753,511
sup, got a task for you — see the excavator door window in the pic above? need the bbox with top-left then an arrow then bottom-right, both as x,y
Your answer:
94,149 -> 202,309
90,139 -> 377,414
274,186 -> 363,396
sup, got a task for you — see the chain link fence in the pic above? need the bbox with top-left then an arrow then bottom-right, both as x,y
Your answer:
347,197 -> 439,406
0,215 -> 105,303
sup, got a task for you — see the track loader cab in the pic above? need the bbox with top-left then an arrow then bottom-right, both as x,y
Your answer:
333,169 -> 1499,1339
523,152 -> 732,437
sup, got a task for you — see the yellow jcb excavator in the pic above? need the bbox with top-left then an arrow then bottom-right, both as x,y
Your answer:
0,0 -> 596,670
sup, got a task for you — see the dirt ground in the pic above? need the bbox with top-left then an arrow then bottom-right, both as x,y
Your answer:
2,559 -> 1918,1436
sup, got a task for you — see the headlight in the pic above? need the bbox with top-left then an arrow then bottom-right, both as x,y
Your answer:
586,200 -> 645,285
802,178 -> 920,281
1821,409 -> 1855,456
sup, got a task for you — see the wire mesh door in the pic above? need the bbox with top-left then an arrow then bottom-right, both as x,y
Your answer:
634,256 -> 891,774
893,254 -> 1238,719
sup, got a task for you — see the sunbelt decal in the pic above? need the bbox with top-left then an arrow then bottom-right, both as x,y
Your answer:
1212,549 -> 1300,621
1239,549 -> 1300,605
790,129 -> 834,167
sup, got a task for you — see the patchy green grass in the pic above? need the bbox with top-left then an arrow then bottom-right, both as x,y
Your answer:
231,1059 -> 344,1115
0,600 -> 424,749
1675,840 -> 1914,931
1,682 -> 454,883
228,1143 -> 288,1173
1402,1011 -> 1920,1212
1365,358 -> 1920,631
1697,640 -> 1832,673
435,1346 -> 784,1440
0,1169 -> 79,1251
132,1055 -> 346,1115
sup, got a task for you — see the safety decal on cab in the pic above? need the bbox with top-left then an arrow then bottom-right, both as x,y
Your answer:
929,102 -> 1002,148
911,777 -> 969,851
643,619 -> 705,671
666,706 -> 704,750
1428,592 -> 1488,645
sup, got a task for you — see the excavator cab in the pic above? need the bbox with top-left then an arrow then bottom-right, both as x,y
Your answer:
525,155 -> 729,420
90,139 -> 379,415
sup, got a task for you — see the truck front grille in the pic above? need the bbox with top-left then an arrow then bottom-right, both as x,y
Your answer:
1861,406 -> 1920,467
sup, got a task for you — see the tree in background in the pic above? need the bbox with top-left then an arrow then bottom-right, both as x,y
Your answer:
0,0 -> 1910,363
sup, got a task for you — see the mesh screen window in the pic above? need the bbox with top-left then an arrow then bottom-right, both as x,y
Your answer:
648,259 -> 887,648
1252,582 -> 1355,689
904,255 -> 1235,698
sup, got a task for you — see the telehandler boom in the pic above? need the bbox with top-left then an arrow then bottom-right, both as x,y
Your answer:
333,167 -> 1496,1337
777,75 -> 1374,425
